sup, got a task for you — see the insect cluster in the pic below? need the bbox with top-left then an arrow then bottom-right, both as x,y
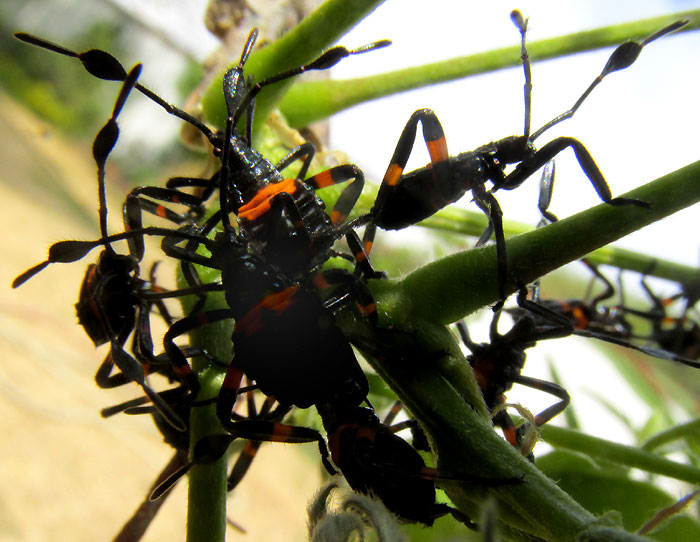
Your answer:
11,8 -> 699,541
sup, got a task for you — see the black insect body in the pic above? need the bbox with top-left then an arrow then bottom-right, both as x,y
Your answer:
458,308 -> 571,455
207,29 -> 390,285
319,403 -> 457,526
82,259 -> 187,390
316,400 -> 522,528
144,220 -> 379,508
150,219 -> 383,510
13,30 -> 387,288
10,65 -> 206,431
136,208 -> 373,476
226,287 -> 367,409
161,226 -> 370,414
516,281 -> 700,370
355,12 -> 688,300
12,29 -> 387,427
620,273 -> 700,361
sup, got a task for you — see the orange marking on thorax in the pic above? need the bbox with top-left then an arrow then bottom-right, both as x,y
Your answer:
502,426 -> 518,446
238,178 -> 299,221
85,267 -> 103,321
85,265 -> 98,289
474,371 -> 488,391
259,287 -> 297,312
236,287 -> 299,335
355,426 -> 376,442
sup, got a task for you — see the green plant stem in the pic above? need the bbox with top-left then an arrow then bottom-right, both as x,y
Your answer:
540,425 -> 700,485
346,160 -> 700,540
351,325 -> 650,541
390,160 -> 700,325
420,208 -> 700,286
185,8 -> 700,538
357,194 -> 700,286
177,138 -> 700,542
187,369 -> 228,542
641,417 -> 700,452
179,277 -> 232,542
200,0 -> 386,135
280,10 -> 700,127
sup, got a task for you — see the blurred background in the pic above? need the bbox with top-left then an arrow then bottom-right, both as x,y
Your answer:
1,0 -> 699,540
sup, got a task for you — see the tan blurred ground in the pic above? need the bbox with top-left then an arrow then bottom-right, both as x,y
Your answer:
0,93 -> 320,542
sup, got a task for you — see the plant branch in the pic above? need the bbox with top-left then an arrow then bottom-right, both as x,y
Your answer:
187,369 -> 228,542
350,324 -> 652,541
346,160 -> 700,540
387,160 -> 700,325
200,0 -> 386,134
641,417 -> 700,452
352,192 -> 700,287
540,425 -> 700,485
186,8 -> 700,539
280,10 -> 700,127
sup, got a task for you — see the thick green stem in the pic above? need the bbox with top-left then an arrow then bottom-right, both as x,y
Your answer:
185,2 -> 386,536
346,160 -> 700,540
187,369 -> 228,542
391,160 -> 700,325
200,0 -> 386,134
280,10 -> 700,127
351,326 -> 651,541
185,8 -> 699,539
418,208 -> 700,286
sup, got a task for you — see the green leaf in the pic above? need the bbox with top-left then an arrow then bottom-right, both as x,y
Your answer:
537,450 -> 700,535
